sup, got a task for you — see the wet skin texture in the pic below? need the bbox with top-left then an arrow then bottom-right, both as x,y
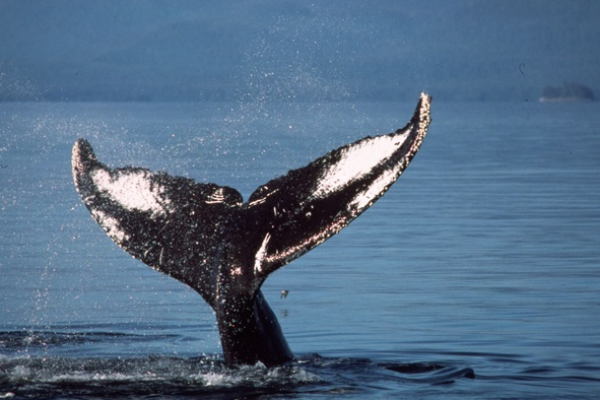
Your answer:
72,94 -> 431,366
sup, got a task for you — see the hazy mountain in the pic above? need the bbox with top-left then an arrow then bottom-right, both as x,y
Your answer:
1,0 -> 599,101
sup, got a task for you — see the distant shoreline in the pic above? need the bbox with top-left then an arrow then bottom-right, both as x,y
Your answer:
538,96 -> 594,103
539,82 -> 594,103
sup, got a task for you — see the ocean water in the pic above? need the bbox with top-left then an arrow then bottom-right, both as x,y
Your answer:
1,99 -> 599,399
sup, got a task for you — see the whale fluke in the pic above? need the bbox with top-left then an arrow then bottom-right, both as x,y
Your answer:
72,93 -> 431,366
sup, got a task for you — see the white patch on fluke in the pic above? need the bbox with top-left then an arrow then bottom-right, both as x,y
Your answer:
206,188 -> 226,204
351,164 -> 401,209
92,209 -> 129,243
231,266 -> 243,276
248,187 -> 279,207
313,133 -> 408,199
248,197 -> 266,206
254,232 -> 271,274
91,169 -> 169,217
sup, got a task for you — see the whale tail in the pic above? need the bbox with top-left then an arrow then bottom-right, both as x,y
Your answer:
72,93 -> 431,366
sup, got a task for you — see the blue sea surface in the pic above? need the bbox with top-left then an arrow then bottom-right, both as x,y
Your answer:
1,100 -> 599,398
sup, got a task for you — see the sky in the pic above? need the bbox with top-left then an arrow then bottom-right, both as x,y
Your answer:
1,0 -> 599,102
